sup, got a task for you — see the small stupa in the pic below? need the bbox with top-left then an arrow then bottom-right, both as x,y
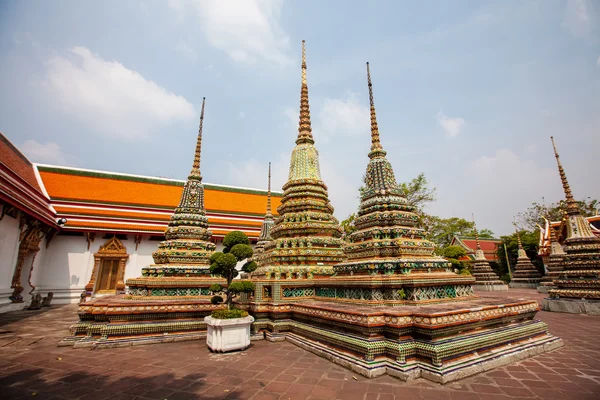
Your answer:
509,224 -> 543,288
251,40 -> 345,281
470,215 -> 508,291
543,137 -> 600,314
62,99 -> 225,348
127,97 -> 221,298
537,214 -> 566,293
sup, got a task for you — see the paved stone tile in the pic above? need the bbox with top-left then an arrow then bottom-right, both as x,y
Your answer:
2,289 -> 600,400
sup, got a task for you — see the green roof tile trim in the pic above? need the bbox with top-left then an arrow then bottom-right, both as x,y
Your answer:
36,165 -> 283,197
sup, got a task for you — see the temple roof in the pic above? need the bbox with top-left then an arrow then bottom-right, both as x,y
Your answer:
538,215 -> 600,256
35,164 -> 282,238
0,132 -> 55,226
450,235 -> 501,262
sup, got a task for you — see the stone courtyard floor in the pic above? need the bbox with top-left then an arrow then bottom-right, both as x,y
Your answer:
1,288 -> 600,400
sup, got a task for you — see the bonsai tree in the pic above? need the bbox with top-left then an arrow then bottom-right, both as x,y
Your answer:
209,231 -> 258,312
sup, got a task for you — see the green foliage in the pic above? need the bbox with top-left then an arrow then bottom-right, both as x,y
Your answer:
341,213 -> 357,236
211,231 -> 255,309
230,243 -> 253,260
209,283 -> 223,293
242,261 -> 258,273
211,309 -> 248,319
500,273 -> 511,284
425,217 -> 474,249
399,173 -> 437,213
442,245 -> 467,260
228,281 -> 255,294
222,230 -> 250,252
496,229 -> 544,275
516,199 -> 598,231
210,295 -> 223,304
210,253 -> 238,276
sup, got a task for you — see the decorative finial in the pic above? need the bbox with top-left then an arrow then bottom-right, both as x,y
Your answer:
296,40 -> 314,145
190,97 -> 205,180
550,136 -> 579,215
366,62 -> 386,159
513,222 -> 524,249
266,162 -> 272,217
472,213 -> 481,250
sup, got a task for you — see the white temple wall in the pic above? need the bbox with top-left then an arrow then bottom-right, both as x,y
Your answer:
0,208 -> 22,312
36,234 -> 96,304
123,237 -> 156,281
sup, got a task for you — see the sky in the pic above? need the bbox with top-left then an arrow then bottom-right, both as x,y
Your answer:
0,0 -> 598,237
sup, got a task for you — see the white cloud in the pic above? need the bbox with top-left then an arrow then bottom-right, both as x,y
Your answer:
316,92 -> 370,142
44,47 -> 195,140
464,148 -> 561,234
597,55 -> 600,66
226,153 -> 288,192
21,140 -> 75,165
175,40 -> 198,62
436,111 -> 466,137
170,0 -> 292,66
563,0 -> 593,37
238,111 -> 246,119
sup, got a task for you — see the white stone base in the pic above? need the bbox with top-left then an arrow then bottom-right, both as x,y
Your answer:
509,282 -> 539,289
34,287 -> 85,304
537,285 -> 554,294
473,284 -> 509,291
205,315 -> 254,353
542,298 -> 600,315
0,288 -> 25,314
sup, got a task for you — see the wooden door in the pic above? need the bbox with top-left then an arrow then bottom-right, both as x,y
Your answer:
96,258 -> 120,293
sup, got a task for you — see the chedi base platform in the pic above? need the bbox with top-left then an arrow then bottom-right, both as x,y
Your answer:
249,295 -> 563,384
59,295 -> 223,349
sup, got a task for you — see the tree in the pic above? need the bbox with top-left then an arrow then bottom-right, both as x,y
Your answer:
340,173 -> 437,236
495,229 -> 544,276
442,245 -> 467,260
516,198 -> 599,231
425,217 -> 474,249
399,172 -> 437,212
340,213 -> 357,236
209,231 -> 256,310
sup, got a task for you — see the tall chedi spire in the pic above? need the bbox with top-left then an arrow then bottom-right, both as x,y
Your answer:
333,62 -> 475,303
469,215 -> 507,290
254,162 -> 275,256
251,41 -> 345,280
542,137 -> 600,312
509,223 -> 542,288
126,98 -> 219,298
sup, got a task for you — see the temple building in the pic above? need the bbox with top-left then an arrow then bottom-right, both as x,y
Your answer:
542,137 -> 600,314
0,128 -> 281,312
449,235 -> 501,262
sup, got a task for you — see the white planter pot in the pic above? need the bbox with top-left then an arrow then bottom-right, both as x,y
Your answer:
204,315 -> 254,352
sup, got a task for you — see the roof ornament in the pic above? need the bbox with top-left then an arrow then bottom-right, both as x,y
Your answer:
266,162 -> 272,217
472,213 -> 481,251
366,62 -> 386,159
550,136 -> 579,215
296,40 -> 314,145
190,97 -> 206,180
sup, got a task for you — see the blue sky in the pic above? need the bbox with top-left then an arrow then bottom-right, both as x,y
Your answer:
0,0 -> 598,236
